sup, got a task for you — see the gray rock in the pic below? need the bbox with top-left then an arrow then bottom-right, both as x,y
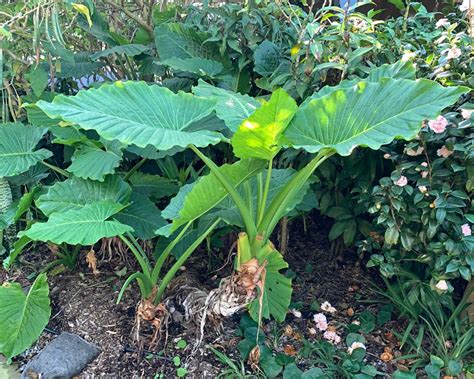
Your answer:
21,332 -> 100,379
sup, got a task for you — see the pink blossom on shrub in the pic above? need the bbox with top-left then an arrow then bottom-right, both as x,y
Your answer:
461,224 -> 472,236
437,146 -> 453,158
435,18 -> 449,28
461,109 -> 473,119
428,116 -> 448,133
446,46 -> 462,60
405,146 -> 424,156
394,176 -> 408,187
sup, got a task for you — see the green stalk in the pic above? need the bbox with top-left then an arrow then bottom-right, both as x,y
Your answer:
117,272 -> 153,303
124,157 -> 147,181
41,161 -> 70,178
118,234 -> 151,277
151,221 -> 192,283
154,218 -> 221,304
258,150 -> 334,242
257,157 -> 273,226
189,145 -> 257,240
256,172 -> 264,220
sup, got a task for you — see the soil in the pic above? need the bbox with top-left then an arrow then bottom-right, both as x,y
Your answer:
3,215 -> 406,378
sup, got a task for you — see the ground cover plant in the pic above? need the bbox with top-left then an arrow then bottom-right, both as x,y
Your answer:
0,0 -> 473,377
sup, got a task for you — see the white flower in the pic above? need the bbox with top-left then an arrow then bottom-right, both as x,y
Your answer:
435,280 -> 448,291
461,224 -> 472,236
290,309 -> 302,318
418,186 -> 428,193
394,176 -> 408,187
321,301 -> 336,314
347,341 -> 366,354
323,330 -> 341,344
352,320 -> 360,325
402,51 -> 416,62
436,18 -> 450,28
383,153 -> 391,159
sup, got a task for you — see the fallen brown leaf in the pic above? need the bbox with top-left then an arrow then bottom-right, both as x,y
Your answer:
283,325 -> 294,337
347,308 -> 355,317
283,344 -> 297,356
86,249 -> 100,275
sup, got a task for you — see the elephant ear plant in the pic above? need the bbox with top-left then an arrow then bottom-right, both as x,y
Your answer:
34,74 -> 468,336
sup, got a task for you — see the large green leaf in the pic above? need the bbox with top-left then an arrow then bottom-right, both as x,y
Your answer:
36,175 -> 131,216
68,142 -> 123,181
192,80 -> 260,132
304,60 -> 416,104
248,247 -> 292,323
160,159 -> 266,235
231,89 -> 298,160
0,273 -> 51,361
22,201 -> 132,245
114,193 -> 166,240
368,60 -> 415,81
90,44 -> 149,60
285,79 -> 469,156
35,81 -> 221,151
129,172 -> 179,199
0,123 -> 52,177
162,57 -> 224,78
154,23 -> 222,62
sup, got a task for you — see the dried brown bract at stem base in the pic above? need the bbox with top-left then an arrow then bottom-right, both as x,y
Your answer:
248,345 -> 261,371
135,290 -> 168,348
167,258 -> 268,351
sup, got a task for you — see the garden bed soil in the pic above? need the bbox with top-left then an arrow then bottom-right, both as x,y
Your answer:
4,216 -> 406,378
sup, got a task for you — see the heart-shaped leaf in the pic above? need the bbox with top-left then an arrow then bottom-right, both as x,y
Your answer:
35,81 -> 221,151
0,123 -> 52,177
0,273 -> 51,361
285,79 -> 469,156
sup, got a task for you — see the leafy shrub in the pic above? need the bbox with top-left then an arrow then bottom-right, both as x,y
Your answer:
361,106 -> 473,290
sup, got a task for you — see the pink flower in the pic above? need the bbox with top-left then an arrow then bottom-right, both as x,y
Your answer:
436,18 -> 449,28
421,162 -> 428,167
313,313 -> 328,331
461,109 -> 473,119
405,146 -> 424,156
323,330 -> 341,344
446,47 -> 462,60
461,224 -> 472,236
321,301 -> 336,314
290,309 -> 302,318
421,171 -> 429,178
394,176 -> 408,187
383,153 -> 391,159
428,116 -> 448,133
437,146 -> 453,158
